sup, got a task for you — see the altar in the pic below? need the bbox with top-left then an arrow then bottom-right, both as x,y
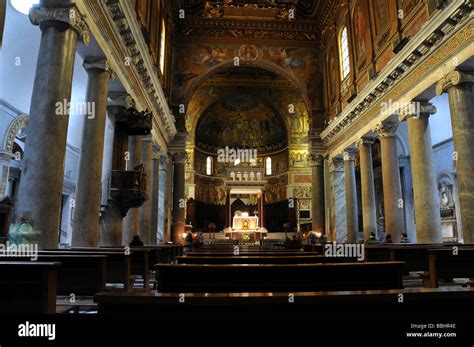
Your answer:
233,215 -> 258,231
225,213 -> 267,241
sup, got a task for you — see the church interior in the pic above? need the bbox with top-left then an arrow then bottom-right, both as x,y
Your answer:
0,0 -> 474,338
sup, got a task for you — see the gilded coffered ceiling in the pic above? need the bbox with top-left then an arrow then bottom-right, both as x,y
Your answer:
172,0 -> 334,43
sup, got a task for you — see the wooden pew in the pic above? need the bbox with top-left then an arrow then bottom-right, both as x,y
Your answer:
94,287 -> 474,318
176,255 -> 360,264
428,247 -> 474,288
155,261 -> 405,292
0,262 -> 59,314
33,254 -> 106,296
45,249 -> 131,291
191,247 -> 306,252
364,243 -> 464,263
155,245 -> 184,263
70,247 -> 150,290
185,251 -> 322,257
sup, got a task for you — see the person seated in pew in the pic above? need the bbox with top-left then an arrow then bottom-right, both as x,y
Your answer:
309,231 -> 318,245
130,235 -> 144,247
400,233 -> 411,244
196,232 -> 204,248
384,234 -> 393,244
366,232 -> 379,244
185,231 -> 194,251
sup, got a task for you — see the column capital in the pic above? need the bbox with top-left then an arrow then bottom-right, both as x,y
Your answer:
329,156 -> 344,173
141,134 -> 153,143
29,4 -> 89,45
343,148 -> 357,161
399,102 -> 436,122
374,120 -> 399,138
171,151 -> 187,164
83,60 -> 113,75
310,154 -> 325,166
436,70 -> 474,96
159,155 -> 170,167
356,136 -> 375,148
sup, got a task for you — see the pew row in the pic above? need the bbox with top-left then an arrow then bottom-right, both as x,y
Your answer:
176,255 -> 360,264
155,262 -> 405,292
185,251 -> 322,257
428,247 -> 474,288
43,250 -> 132,291
94,287 -> 474,318
0,262 -> 59,314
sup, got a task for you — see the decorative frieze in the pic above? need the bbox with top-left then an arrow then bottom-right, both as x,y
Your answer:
80,0 -> 177,144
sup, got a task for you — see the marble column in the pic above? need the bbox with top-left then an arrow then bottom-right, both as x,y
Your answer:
329,156 -> 346,242
400,103 -> 442,243
122,135 -> 142,245
171,151 -> 186,244
139,136 -> 153,244
158,155 -> 171,243
149,144 -> 161,245
14,2 -> 88,249
343,149 -> 359,243
310,154 -> 325,234
225,189 -> 231,228
356,137 -> 377,241
261,190 -> 265,228
375,120 -> 405,242
71,61 -> 112,247
437,71 -> 474,243
99,94 -> 131,247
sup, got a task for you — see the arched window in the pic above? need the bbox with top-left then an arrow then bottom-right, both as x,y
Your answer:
206,156 -> 213,176
339,26 -> 351,80
265,157 -> 272,176
159,18 -> 166,75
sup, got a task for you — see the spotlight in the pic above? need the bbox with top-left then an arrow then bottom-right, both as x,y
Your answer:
11,0 -> 39,15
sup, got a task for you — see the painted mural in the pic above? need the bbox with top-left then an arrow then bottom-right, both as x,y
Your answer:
195,176 -> 226,204
173,44 -> 322,111
352,0 -> 372,66
265,175 -> 288,204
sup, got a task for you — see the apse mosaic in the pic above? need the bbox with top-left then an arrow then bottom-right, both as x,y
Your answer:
195,96 -> 288,153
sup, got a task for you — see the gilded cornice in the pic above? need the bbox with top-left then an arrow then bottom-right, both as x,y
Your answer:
76,0 -> 177,148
